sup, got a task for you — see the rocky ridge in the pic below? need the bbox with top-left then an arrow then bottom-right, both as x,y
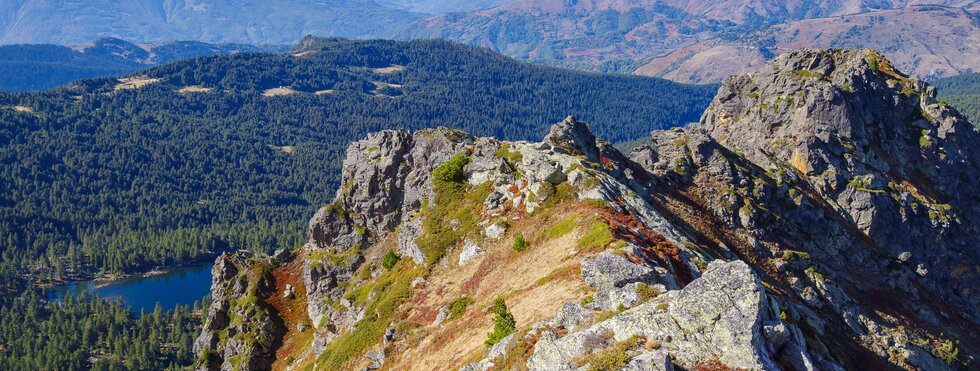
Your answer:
194,49 -> 977,370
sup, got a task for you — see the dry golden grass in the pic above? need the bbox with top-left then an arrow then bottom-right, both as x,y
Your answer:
177,85 -> 213,93
386,205 -> 597,370
262,87 -> 299,97
267,145 -> 295,154
114,76 -> 161,91
314,89 -> 337,95
370,65 -> 405,74
291,50 -> 317,58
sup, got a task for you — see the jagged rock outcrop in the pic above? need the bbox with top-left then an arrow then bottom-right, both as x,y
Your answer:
196,49 -> 977,370
303,127 -> 472,344
630,49 -> 979,368
193,252 -> 286,371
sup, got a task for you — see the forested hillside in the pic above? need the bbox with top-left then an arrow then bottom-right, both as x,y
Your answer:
0,292 -> 203,369
933,72 -> 980,126
0,38 -> 714,291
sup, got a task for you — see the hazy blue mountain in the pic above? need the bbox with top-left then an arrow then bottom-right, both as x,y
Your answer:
0,38 -> 287,91
0,0 -> 425,45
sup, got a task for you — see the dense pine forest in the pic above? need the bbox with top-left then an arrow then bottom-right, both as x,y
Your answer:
933,72 -> 980,126
0,37 -> 716,291
0,292 -> 204,370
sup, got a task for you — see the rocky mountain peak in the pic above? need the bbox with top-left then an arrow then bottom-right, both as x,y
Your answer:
695,49 -> 979,304
195,49 -> 977,370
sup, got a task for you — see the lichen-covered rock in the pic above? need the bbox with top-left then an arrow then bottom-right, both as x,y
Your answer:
458,239 -> 484,266
527,261 -> 813,370
581,251 -> 658,310
623,351 -> 673,371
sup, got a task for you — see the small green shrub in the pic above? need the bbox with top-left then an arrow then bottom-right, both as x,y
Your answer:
432,152 -> 470,186
382,250 -> 400,270
932,339 -> 959,365
495,143 -> 523,165
793,70 -> 823,78
867,55 -> 880,71
447,296 -> 473,321
919,130 -> 934,149
323,200 -> 347,218
485,298 -> 516,347
635,283 -> 662,302
513,234 -> 529,252
782,250 -> 812,261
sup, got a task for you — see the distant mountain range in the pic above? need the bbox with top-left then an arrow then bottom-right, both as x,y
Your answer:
0,0 -> 419,45
3,1 -> 980,84
403,1 -> 980,82
0,38 -> 286,91
0,0 -> 509,46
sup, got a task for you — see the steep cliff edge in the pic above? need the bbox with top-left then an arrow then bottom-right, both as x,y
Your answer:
194,49 -> 977,370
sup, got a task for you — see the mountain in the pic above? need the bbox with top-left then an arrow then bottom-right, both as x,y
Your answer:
0,37 -> 287,92
0,0 -> 425,45
933,72 -> 980,125
638,6 -> 980,83
403,1 -> 980,80
192,49 -> 978,370
0,37 -> 713,295
377,0 -> 510,13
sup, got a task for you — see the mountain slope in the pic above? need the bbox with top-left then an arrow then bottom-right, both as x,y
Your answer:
193,49 -> 978,370
404,1 -> 980,80
0,0 -> 425,45
0,38 -> 286,92
0,38 -> 713,292
639,6 -> 980,83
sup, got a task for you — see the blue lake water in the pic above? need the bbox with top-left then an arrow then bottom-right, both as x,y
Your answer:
48,263 -> 213,315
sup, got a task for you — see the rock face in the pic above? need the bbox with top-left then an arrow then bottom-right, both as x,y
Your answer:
193,252 -> 286,371
196,49 -> 978,370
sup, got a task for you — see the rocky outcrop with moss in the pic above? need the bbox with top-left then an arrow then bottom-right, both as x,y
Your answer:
194,49 -> 977,370
193,252 -> 286,370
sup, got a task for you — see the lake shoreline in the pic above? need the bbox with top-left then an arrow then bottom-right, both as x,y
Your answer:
43,259 -> 218,315
31,254 -> 220,291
